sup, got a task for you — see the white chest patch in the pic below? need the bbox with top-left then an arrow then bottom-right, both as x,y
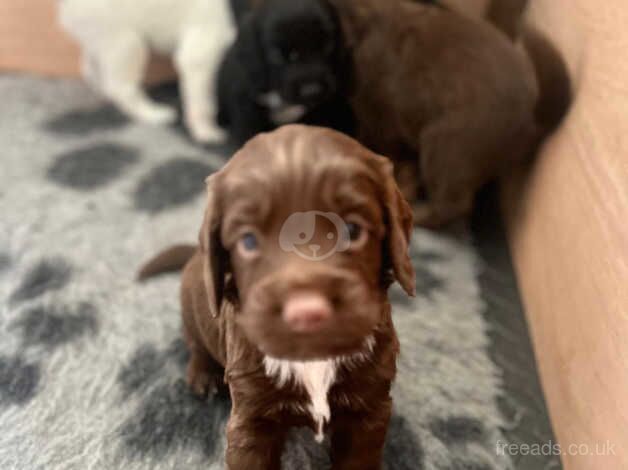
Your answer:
263,336 -> 376,443
264,358 -> 336,442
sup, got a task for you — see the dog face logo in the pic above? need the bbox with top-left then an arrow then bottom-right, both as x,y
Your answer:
279,212 -> 350,261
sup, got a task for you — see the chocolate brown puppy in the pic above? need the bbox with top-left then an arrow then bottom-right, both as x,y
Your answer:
140,125 -> 415,469
329,0 -> 540,227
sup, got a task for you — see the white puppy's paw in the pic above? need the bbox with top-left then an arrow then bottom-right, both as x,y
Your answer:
187,119 -> 226,143
133,104 -> 178,126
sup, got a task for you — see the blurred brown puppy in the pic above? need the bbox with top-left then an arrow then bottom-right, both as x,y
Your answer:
486,0 -> 529,38
329,0 -> 547,227
139,125 -> 415,469
437,0 -> 529,39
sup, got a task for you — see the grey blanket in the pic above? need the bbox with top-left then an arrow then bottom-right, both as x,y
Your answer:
0,75 -> 518,469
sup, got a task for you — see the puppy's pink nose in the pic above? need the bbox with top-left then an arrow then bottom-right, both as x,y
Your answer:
282,292 -> 332,333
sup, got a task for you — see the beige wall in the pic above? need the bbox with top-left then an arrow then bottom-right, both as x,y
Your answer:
0,0 -> 81,77
504,1 -> 628,468
0,0 -> 175,83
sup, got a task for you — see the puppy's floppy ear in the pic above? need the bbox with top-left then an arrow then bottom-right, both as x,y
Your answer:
375,157 -> 416,297
199,174 -> 229,317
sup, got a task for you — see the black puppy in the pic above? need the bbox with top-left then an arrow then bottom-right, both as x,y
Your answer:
229,0 -> 253,25
217,0 -> 353,144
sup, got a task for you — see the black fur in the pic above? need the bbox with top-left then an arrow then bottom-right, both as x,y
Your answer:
217,0 -> 354,144
229,0 -> 253,25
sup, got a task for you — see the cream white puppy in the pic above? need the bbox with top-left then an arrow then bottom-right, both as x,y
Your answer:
59,0 -> 235,142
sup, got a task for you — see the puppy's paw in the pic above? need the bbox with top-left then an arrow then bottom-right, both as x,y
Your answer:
186,361 -> 220,398
187,119 -> 226,144
133,104 -> 178,126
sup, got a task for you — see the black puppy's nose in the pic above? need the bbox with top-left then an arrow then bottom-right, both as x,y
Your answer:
299,81 -> 325,99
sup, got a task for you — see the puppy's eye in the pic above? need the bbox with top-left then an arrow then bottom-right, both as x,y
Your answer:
237,232 -> 260,259
347,223 -> 362,241
345,220 -> 369,249
241,233 -> 258,250
288,50 -> 301,62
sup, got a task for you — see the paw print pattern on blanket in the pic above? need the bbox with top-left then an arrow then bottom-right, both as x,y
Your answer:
0,355 -> 41,406
44,105 -> 130,136
2,257 -> 100,408
0,254 -> 10,273
117,340 -> 230,459
383,415 -> 425,470
48,143 -> 141,190
10,258 -> 72,304
133,159 -> 214,213
13,303 -> 99,349
45,103 -> 218,213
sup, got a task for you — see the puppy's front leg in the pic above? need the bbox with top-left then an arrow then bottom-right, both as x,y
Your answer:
176,28 -> 232,143
330,399 -> 392,470
98,32 -> 176,125
225,412 -> 286,470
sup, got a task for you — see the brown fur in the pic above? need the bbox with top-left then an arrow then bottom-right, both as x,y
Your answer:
137,244 -> 196,281
329,0 -> 545,227
140,125 -> 415,469
487,0 -> 529,39
521,25 -> 572,134
434,0 -> 529,39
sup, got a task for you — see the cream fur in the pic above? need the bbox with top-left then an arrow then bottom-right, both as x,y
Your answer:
263,336 -> 376,443
59,0 -> 235,142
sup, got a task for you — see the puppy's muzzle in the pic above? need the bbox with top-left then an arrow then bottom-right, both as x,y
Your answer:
298,81 -> 326,101
284,66 -> 336,105
240,264 -> 379,360
282,291 -> 332,333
